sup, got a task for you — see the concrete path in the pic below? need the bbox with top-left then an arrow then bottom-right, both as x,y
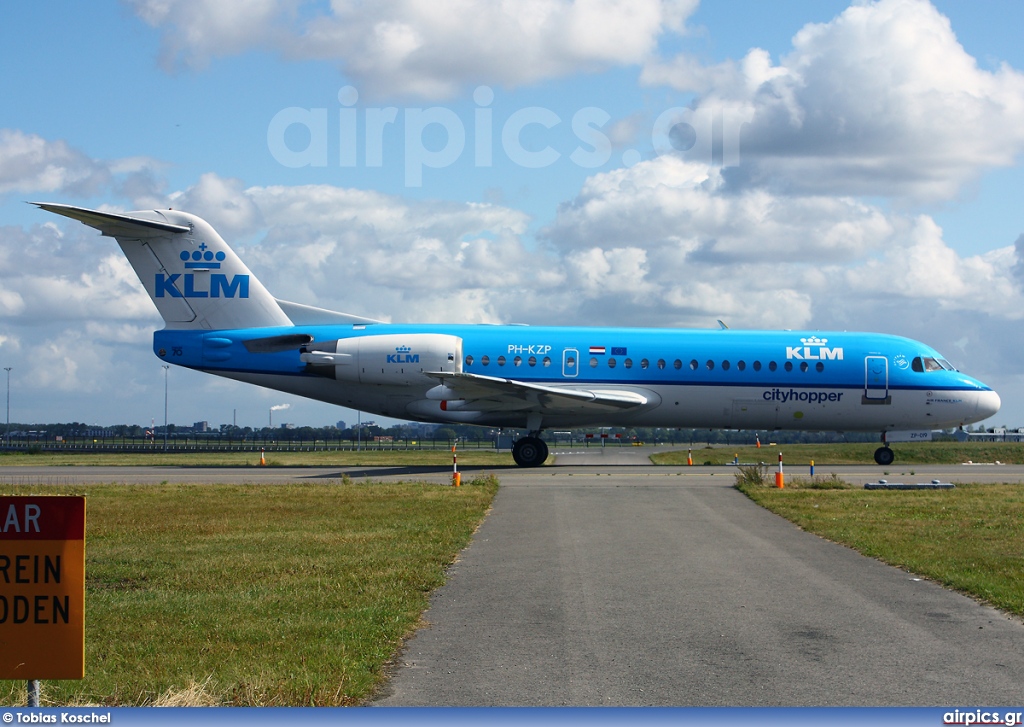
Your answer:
374,474 -> 1024,706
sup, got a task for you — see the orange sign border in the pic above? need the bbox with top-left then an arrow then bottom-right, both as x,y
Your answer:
1,496 -> 86,680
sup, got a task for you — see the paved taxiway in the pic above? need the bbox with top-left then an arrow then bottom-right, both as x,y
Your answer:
4,452 -> 1024,705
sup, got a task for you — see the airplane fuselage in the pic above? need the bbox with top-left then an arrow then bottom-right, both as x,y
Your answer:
154,323 -> 998,433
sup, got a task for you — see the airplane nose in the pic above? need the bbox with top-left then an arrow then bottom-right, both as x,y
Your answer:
975,390 -> 1001,420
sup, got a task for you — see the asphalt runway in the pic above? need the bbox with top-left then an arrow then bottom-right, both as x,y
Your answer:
4,454 -> 1024,705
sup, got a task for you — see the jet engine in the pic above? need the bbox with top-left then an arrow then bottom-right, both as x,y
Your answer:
300,333 -> 462,385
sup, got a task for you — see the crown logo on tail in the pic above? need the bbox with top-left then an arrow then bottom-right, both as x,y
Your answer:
180,242 -> 226,269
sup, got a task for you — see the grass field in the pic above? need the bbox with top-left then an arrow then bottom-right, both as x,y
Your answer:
737,474 -> 1024,618
652,441 -> 1024,466
4,441 -> 1024,468
0,449 -> 514,467
0,478 -> 498,707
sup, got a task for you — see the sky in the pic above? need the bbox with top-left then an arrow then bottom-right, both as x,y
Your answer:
1,0 -> 1023,431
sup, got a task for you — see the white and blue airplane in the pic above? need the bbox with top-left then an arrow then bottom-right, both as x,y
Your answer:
35,202 -> 1000,467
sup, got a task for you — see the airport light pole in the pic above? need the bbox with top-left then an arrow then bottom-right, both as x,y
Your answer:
162,365 -> 169,451
4,367 -> 10,445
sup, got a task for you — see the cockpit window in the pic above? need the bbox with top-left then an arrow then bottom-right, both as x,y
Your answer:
912,356 -> 945,372
938,358 -> 957,371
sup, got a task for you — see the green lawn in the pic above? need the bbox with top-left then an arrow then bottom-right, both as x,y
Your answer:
653,441 -> 1024,465
738,478 -> 1024,618
1,478 -> 498,706
0,449 -> 513,467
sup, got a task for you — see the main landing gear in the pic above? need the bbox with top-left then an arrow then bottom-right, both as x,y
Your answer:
873,445 -> 895,466
512,436 -> 549,468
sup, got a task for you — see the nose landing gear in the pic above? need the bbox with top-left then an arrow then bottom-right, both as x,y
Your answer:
874,445 -> 895,466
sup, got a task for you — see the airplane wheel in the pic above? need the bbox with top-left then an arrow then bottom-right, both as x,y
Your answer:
874,446 -> 895,466
512,436 -> 548,467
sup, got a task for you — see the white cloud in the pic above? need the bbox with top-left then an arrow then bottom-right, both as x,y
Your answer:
0,289 -> 25,317
844,216 -> 1023,309
643,0 -> 1024,200
0,130 -> 110,196
126,0 -> 698,98
0,129 -> 165,201
129,0 -> 293,69
547,155 -> 893,264
166,173 -> 262,235
157,178 -> 547,322
0,223 -> 157,326
541,154 -> 1024,331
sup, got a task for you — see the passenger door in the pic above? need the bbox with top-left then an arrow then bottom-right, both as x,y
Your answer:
863,355 -> 891,404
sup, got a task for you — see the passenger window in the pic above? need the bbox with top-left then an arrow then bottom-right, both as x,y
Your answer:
784,361 -> 793,372
565,356 -> 575,369
800,362 -> 808,372
816,362 -> 824,372
706,360 -> 715,370
481,355 -> 490,366
657,359 -> 666,369
722,360 -> 730,371
528,356 -> 536,367
737,360 -> 746,371
640,359 -> 649,369
673,359 -> 682,369
769,361 -> 777,372
465,355 -> 474,366
514,356 -> 522,366
543,356 -> 551,367
753,361 -> 762,371
497,356 -> 506,366
624,358 -> 633,369
690,360 -> 698,370
608,358 -> 617,368
590,358 -> 598,368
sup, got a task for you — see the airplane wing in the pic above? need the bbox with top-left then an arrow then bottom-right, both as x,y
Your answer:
425,371 -> 652,413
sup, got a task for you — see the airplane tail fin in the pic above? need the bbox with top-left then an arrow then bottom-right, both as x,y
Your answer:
33,203 -> 293,330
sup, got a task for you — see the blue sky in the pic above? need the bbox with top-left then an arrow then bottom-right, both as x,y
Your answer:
1,0 -> 1023,430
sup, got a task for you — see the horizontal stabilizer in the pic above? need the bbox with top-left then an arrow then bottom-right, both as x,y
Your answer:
32,202 -> 191,237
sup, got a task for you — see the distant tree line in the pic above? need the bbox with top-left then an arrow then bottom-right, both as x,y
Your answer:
2,420 -> 992,446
